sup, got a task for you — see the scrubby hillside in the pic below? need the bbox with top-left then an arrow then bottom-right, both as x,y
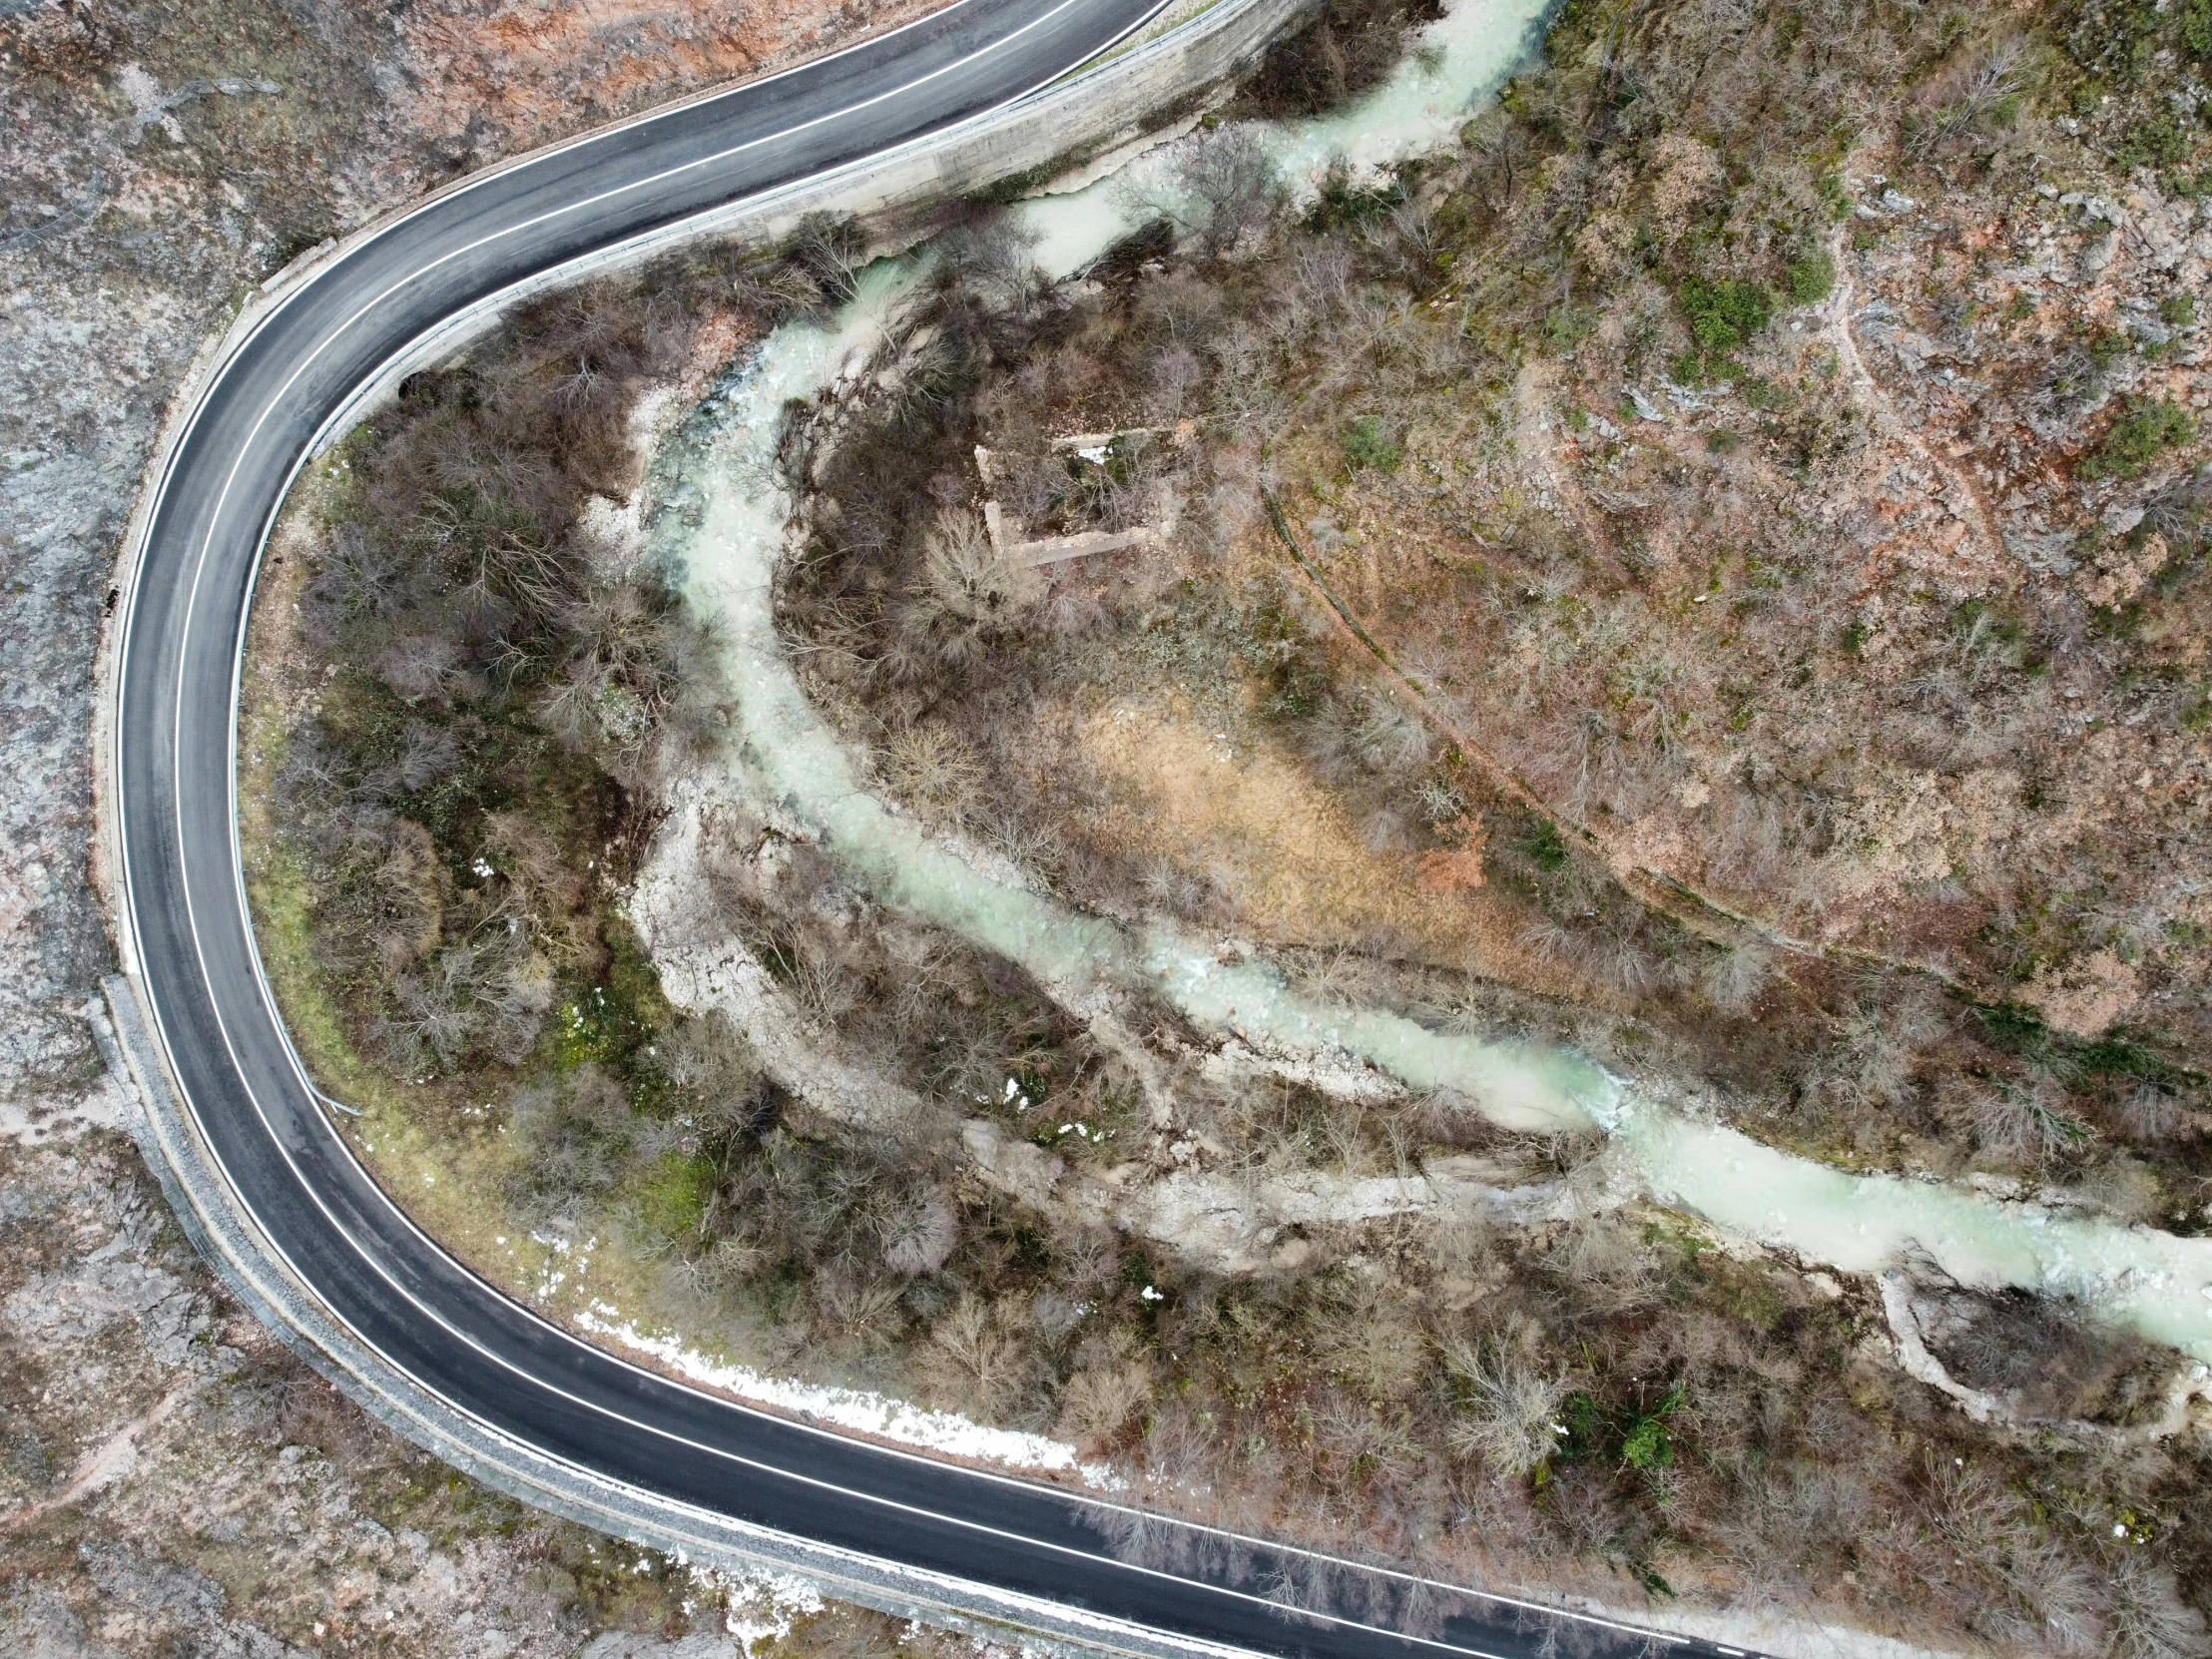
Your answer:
759,0 -> 2212,1644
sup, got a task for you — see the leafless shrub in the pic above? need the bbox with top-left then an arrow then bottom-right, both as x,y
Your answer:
1369,196 -> 1445,291
1916,1456 -> 2103,1652
1057,1361 -> 1154,1446
534,654 -> 611,751
729,258 -> 830,316
879,1187 -> 958,1276
883,937 -> 967,1039
1293,238 -> 1357,320
790,952 -> 861,1032
789,211 -> 867,308
1685,0 -> 1756,40
659,1013 -> 764,1132
2112,1084 -> 2185,1144
276,261 -> 737,1097
505,1063 -> 650,1222
306,808 -> 444,973
1409,776 -> 1466,823
1700,941 -> 1772,1011
1464,112 -> 1534,217
814,1271 -> 907,1354
374,900 -> 554,1071
1148,340 -> 1204,421
1311,1286 -> 1428,1399
2103,1556 -> 2212,1659
1814,996 -> 1941,1113
2144,475 -> 2212,546
1311,687 -> 1432,784
1438,1331 -> 1565,1476
1707,782 -> 1808,895
1588,917 -> 1659,996
1718,1457 -> 1875,1602
367,722 -> 461,798
1957,1075 -> 2093,1165
1909,35 -> 2035,158
878,723 -> 983,822
1516,914 -> 1583,972
980,813 -> 1066,887
1203,318 -> 1284,433
1140,857 -> 1222,922
1173,127 -> 1288,259
1611,646 -> 1692,756
375,632 -> 459,703
921,1295 -> 1032,1417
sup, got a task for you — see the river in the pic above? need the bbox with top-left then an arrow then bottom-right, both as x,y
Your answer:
653,0 -> 2212,1366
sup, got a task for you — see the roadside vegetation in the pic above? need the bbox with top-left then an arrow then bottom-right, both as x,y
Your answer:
241,0 -> 2212,1651
240,242 -> 839,1322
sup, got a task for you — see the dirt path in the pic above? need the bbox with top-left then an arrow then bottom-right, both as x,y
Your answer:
1,1379 -> 195,1537
1821,218 -> 2012,580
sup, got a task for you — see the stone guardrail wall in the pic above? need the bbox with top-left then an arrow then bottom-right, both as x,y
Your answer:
90,1 -> 1316,1653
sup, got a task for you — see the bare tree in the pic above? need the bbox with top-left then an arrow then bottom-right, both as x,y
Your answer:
921,1295 -> 1032,1417
919,508 -> 1026,623
790,211 -> 867,308
1438,1331 -> 1565,1476
1173,127 -> 1287,259
1955,1075 -> 2092,1165
1700,940 -> 1772,1011
2102,1555 -> 2212,1659
878,1186 -> 958,1276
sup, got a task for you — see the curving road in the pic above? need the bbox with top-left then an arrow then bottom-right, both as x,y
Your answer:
106,2 -> 1752,1655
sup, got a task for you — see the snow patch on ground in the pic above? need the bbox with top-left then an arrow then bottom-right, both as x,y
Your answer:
573,1303 -> 1122,1486
720,1569 -> 825,1653
1578,1592 -> 1981,1659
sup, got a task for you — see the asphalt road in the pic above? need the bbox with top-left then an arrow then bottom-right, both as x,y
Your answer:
111,4 -> 1756,1655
